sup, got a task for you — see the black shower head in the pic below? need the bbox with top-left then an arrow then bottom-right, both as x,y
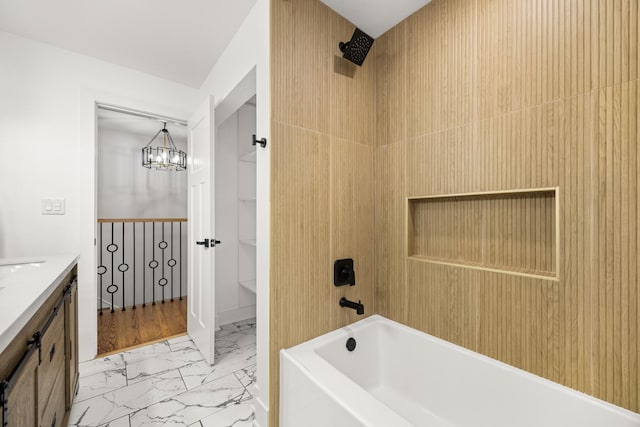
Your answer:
338,28 -> 374,66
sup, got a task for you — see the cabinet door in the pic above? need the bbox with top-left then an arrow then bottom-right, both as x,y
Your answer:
65,283 -> 79,409
37,310 -> 65,422
39,366 -> 65,427
5,350 -> 38,427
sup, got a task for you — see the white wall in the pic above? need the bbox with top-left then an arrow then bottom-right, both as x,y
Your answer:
215,110 -> 240,317
199,0 -> 270,423
0,30 -> 200,361
0,0 -> 270,417
97,127 -> 188,218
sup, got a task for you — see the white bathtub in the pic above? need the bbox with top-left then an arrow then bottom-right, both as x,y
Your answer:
280,315 -> 640,427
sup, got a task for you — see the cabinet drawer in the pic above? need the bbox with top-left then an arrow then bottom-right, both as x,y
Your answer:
37,310 -> 65,419
39,364 -> 65,427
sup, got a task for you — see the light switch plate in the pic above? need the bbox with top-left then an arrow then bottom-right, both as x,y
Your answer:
41,198 -> 65,215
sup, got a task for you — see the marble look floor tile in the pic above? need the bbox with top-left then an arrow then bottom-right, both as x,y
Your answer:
72,321 -> 258,427
79,354 -> 126,378
219,323 -> 240,333
215,329 -> 235,339
168,334 -> 191,344
180,346 -> 256,390
68,370 -> 186,426
76,367 -> 128,402
199,401 -> 254,427
129,373 -> 250,427
121,341 -> 172,365
97,415 -> 130,427
168,336 -> 198,353
234,318 -> 256,328
215,332 -> 256,355
233,364 -> 256,389
126,349 -> 204,384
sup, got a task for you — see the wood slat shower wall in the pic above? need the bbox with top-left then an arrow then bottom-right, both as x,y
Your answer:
271,0 -> 639,422
270,0 -> 376,424
374,0 -> 639,413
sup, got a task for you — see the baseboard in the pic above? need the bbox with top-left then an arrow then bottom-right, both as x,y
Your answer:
98,296 -> 188,311
253,393 -> 269,427
216,304 -> 256,326
97,297 -> 120,310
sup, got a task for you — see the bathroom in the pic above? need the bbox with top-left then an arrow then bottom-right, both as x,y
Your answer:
0,0 -> 638,426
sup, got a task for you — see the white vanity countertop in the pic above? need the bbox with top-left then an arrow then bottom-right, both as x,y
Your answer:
0,255 -> 78,354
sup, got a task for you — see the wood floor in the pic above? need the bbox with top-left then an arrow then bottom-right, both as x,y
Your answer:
97,298 -> 188,356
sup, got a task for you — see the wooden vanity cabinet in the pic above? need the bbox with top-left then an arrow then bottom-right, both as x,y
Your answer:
0,264 -> 78,427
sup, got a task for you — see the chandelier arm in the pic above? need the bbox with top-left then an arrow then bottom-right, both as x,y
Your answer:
144,129 -> 163,148
166,132 -> 179,150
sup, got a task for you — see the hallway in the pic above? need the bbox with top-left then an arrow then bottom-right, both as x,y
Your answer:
69,319 -> 256,426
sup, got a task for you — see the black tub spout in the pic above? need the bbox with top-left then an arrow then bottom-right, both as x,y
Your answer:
339,297 -> 364,315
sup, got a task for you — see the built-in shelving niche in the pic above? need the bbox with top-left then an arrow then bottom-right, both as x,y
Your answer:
407,188 -> 559,281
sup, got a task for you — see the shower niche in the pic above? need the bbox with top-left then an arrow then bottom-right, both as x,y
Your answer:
407,188 -> 559,280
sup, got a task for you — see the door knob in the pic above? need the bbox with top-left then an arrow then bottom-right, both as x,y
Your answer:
196,239 -> 210,248
212,239 -> 222,246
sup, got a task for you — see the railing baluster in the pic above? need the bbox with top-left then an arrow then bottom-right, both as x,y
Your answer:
132,222 -> 136,309
121,222 -> 126,311
152,222 -> 156,305
161,221 -> 166,304
98,223 -> 104,314
143,222 -> 146,307
110,222 -> 115,313
98,218 -> 186,311
170,222 -> 174,302
179,222 -> 183,301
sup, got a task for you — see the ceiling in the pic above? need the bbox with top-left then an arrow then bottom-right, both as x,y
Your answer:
320,0 -> 431,38
0,0 -> 257,88
98,108 -> 188,143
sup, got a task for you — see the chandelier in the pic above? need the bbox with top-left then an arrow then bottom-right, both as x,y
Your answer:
141,122 -> 187,171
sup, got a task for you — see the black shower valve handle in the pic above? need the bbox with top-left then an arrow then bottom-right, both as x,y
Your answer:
334,259 -> 356,287
342,266 -> 355,286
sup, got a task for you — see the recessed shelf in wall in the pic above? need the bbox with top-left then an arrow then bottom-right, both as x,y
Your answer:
407,187 -> 559,281
240,239 -> 256,247
407,255 -> 558,281
239,279 -> 256,293
240,150 -> 256,163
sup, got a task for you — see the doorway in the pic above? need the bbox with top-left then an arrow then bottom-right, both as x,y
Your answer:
214,97 -> 257,327
95,105 -> 189,355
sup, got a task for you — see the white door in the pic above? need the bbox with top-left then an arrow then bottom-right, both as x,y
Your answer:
188,96 -> 216,364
